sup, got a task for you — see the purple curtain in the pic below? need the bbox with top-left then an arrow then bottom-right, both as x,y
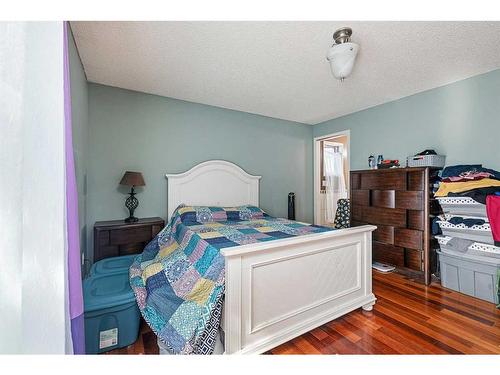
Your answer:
64,21 -> 85,354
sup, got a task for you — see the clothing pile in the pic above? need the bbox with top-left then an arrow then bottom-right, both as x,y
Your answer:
433,164 -> 500,305
435,164 -> 500,246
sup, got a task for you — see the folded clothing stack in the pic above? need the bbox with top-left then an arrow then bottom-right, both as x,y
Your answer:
436,214 -> 493,244
435,164 -> 500,247
435,164 -> 500,202
433,165 -> 500,305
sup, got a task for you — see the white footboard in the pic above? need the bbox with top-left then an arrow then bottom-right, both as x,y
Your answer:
220,225 -> 377,354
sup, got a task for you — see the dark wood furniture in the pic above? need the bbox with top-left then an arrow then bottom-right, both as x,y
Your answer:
93,217 -> 165,262
350,167 -> 441,285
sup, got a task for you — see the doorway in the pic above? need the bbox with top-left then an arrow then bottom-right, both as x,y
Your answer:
313,130 -> 350,226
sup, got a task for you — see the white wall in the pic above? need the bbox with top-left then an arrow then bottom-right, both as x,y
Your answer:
0,22 -> 68,354
313,69 -> 500,171
86,84 -> 313,262
0,21 -> 25,354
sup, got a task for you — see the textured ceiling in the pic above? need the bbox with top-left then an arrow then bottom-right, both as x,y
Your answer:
71,21 -> 500,124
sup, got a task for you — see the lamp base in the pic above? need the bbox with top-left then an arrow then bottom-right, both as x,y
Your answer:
124,187 -> 140,223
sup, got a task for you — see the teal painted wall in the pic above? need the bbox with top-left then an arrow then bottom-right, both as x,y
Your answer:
68,26 -> 89,259
314,69 -> 500,171
78,66 -> 500,260
87,83 -> 314,260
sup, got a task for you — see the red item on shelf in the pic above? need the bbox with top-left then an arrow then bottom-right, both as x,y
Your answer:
486,195 -> 500,242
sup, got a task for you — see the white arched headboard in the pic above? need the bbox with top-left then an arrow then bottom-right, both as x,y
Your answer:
165,160 -> 262,219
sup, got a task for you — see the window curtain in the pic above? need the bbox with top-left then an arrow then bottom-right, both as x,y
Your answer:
64,21 -> 85,354
324,146 -> 347,223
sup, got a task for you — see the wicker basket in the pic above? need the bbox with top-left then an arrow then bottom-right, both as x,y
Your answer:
407,154 -> 446,168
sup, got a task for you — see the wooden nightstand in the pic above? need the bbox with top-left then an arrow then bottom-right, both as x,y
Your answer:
93,217 -> 165,262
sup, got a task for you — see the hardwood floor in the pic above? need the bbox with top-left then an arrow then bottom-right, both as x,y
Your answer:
106,271 -> 500,355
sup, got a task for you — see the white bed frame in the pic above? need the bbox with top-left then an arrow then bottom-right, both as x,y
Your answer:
166,160 -> 376,354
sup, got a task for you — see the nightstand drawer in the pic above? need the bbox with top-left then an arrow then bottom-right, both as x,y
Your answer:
110,226 -> 151,245
119,243 -> 146,255
94,217 -> 165,262
98,230 -> 110,246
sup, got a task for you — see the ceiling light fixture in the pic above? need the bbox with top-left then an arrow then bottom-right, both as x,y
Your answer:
326,27 -> 359,82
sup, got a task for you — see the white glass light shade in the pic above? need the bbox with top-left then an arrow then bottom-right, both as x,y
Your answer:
326,42 -> 359,80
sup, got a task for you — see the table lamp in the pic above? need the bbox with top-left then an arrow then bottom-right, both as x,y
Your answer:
119,171 -> 145,223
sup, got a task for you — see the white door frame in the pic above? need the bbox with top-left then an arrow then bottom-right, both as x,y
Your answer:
313,130 -> 351,225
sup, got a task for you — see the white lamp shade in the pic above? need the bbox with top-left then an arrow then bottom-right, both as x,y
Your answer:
326,42 -> 359,80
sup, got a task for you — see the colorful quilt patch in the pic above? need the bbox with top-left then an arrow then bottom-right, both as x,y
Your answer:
186,278 -> 215,306
130,204 -> 333,354
169,301 -> 203,340
159,242 -> 177,258
165,258 -> 190,283
255,226 -> 275,233
198,231 -> 223,239
141,262 -> 164,283
172,268 -> 200,298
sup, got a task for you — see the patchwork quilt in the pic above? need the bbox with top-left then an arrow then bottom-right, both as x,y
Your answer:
129,205 -> 332,354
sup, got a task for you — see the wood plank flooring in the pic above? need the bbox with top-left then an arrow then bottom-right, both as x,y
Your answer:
106,271 -> 500,355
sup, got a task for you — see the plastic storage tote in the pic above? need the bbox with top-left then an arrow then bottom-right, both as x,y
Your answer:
83,272 -> 140,354
436,215 -> 494,245
437,250 -> 499,304
436,235 -> 500,258
435,197 -> 487,218
90,254 -> 137,276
